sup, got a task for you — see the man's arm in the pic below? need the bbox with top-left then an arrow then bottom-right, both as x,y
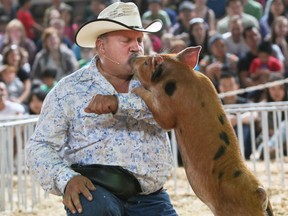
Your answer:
26,88 -> 78,195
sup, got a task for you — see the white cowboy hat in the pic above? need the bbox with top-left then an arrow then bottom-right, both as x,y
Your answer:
75,2 -> 163,48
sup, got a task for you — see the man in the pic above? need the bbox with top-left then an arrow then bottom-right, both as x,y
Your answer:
170,1 -> 195,36
142,0 -> 172,38
222,15 -> 249,59
26,2 -> 177,216
216,0 -> 259,34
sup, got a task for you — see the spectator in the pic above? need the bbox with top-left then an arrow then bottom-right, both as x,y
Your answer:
1,19 -> 37,65
27,87 -> 48,115
36,18 -> 73,52
142,0 -> 172,38
249,41 -> 284,85
43,0 -> 70,28
31,27 -> 79,82
257,73 -> 288,160
0,81 -> 25,115
170,1 -> 195,40
0,64 -> 24,103
60,4 -> 78,44
222,15 -> 249,59
0,0 -> 17,20
2,44 -> 31,104
42,8 -> 61,28
39,68 -> 58,93
216,0 -> 259,34
16,0 -> 43,42
260,0 -> 286,39
49,18 -> 73,49
266,16 -> 288,76
194,0 -> 216,35
219,73 -> 258,159
199,33 -> 238,90
243,0 -> 263,20
188,17 -> 210,61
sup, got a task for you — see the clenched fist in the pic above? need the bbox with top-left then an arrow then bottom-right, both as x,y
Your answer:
85,94 -> 118,114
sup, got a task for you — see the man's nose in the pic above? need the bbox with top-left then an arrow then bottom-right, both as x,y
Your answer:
130,41 -> 143,53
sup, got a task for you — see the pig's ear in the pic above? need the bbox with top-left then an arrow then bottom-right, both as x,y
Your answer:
176,46 -> 201,69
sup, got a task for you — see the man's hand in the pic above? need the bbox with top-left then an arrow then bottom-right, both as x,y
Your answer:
63,175 -> 96,214
84,94 -> 118,114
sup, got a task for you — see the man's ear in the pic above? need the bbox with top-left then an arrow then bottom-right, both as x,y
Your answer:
176,46 -> 201,69
96,39 -> 105,54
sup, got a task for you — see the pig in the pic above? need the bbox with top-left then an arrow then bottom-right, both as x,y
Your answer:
132,46 -> 274,216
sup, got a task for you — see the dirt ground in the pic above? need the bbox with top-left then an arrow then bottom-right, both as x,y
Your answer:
1,161 -> 288,216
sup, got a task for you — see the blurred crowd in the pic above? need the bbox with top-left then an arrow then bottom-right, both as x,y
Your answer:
0,0 -> 287,115
0,0 -> 286,159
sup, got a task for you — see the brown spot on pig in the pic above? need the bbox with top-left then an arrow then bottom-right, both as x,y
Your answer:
164,81 -> 177,96
218,114 -> 225,125
219,131 -> 230,145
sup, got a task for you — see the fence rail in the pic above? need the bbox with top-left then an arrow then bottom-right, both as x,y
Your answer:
0,116 -> 44,212
1,101 -> 288,212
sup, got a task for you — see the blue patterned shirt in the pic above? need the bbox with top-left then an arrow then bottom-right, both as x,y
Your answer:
26,57 -> 173,196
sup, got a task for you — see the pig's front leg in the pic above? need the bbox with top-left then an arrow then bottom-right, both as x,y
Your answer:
133,87 -> 176,129
133,86 -> 155,111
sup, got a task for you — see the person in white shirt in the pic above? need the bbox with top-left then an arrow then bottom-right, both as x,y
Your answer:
0,81 -> 25,115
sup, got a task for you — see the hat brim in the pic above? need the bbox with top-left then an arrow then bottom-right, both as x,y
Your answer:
75,19 -> 163,48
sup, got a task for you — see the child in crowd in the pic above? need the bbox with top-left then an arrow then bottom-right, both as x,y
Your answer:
40,68 -> 57,93
0,81 -> 25,115
27,87 -> 47,115
249,41 -> 284,85
0,64 -> 24,103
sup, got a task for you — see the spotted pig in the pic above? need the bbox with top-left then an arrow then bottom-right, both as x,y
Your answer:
132,46 -> 274,216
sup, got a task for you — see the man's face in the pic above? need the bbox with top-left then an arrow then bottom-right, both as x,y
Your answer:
245,28 -> 261,48
219,77 -> 238,93
99,30 -> 144,75
227,1 -> 243,16
149,3 -> 161,15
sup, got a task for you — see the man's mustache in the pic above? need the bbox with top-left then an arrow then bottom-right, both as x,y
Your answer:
128,53 -> 141,66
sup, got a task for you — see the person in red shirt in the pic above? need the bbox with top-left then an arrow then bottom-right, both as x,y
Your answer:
16,0 -> 43,41
249,40 -> 284,85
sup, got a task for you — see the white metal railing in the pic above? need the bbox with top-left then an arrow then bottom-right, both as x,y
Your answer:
1,102 -> 288,212
224,101 -> 288,188
0,116 -> 44,212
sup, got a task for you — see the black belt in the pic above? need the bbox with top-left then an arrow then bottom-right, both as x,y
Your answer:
71,164 -> 143,200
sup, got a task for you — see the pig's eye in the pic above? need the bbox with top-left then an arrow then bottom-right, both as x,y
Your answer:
143,61 -> 149,66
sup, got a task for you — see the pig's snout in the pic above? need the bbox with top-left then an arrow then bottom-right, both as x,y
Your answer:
129,53 -> 141,67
